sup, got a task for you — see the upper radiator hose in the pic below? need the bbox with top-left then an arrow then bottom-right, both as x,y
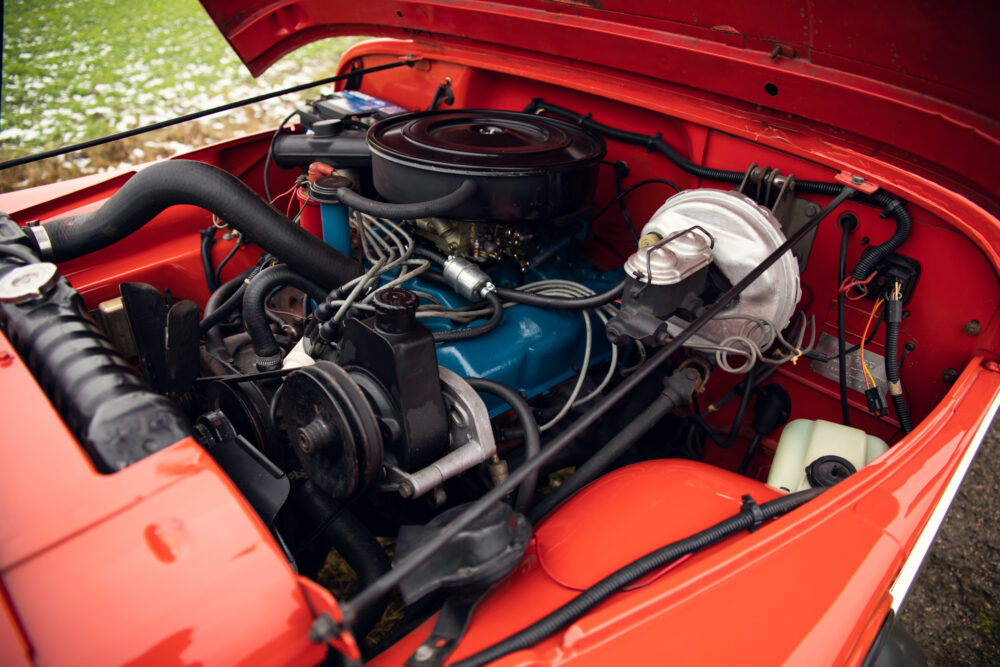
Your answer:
0,223 -> 191,472
28,160 -> 362,289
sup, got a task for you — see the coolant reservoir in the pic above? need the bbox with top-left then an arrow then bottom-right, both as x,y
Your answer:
766,419 -> 888,492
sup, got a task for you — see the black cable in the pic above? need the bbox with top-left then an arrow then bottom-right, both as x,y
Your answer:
689,368 -> 755,449
613,168 -> 641,245
805,314 -> 883,362
416,248 -> 623,312
698,364 -> 780,416
0,59 -> 417,171
736,432 -> 763,475
340,186 -> 854,626
524,99 -> 911,280
199,226 -> 220,292
465,378 -> 541,514
495,280 -> 625,311
213,236 -> 243,288
591,178 -> 681,224
838,225 -> 852,426
264,109 -> 299,203
529,392 -> 681,523
453,488 -> 824,667
432,291 -> 504,342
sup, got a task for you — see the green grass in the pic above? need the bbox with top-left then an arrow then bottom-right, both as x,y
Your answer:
1,0 -> 363,187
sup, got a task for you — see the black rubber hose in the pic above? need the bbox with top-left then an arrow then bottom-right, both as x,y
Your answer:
453,488 -> 824,667
199,227 -> 219,292
465,377 -> 541,515
200,265 -> 258,357
412,245 -> 449,266
528,392 -> 678,523
838,225 -> 852,426
495,280 -> 625,311
242,264 -> 328,371
416,248 -> 624,312
292,482 -> 391,639
523,99 -> 910,280
335,179 -> 477,220
34,160 -> 362,288
432,291 -> 504,343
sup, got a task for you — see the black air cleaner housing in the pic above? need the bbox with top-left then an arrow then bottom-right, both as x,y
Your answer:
367,109 -> 605,222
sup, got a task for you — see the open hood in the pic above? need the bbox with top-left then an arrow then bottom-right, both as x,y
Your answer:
200,1 -> 1000,202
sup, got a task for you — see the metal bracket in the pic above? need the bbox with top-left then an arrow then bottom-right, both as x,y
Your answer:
405,591 -> 487,667
835,171 -> 879,194
383,367 -> 497,499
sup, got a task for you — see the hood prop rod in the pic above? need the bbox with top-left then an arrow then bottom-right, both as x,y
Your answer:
0,58 -> 420,170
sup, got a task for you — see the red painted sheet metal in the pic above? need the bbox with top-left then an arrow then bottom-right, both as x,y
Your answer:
198,2 -> 1000,199
200,0 -> 1000,118
0,331 -> 329,665
372,363 -> 1000,665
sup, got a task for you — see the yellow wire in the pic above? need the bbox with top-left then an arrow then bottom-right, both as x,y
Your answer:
860,298 -> 884,389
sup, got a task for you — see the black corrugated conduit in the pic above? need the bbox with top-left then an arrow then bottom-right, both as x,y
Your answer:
453,488 -> 824,667
884,293 -> 914,434
523,99 -> 911,281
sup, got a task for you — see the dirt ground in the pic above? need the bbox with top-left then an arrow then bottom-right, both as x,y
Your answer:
898,417 -> 1000,665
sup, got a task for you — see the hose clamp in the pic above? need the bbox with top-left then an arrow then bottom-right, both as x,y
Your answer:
28,225 -> 53,260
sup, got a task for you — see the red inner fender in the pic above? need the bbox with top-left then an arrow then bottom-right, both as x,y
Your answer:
534,459 -> 782,589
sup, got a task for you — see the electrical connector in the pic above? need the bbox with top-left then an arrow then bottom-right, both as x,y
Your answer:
865,387 -> 887,417
886,298 -> 903,323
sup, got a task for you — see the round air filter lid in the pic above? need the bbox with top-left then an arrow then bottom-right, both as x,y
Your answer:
368,110 -> 605,172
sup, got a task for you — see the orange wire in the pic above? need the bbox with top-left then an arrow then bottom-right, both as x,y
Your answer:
859,298 -> 884,388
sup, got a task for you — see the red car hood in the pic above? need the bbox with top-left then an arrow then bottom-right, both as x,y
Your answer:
200,1 -> 1000,201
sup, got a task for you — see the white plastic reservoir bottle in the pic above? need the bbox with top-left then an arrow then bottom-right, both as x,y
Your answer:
766,419 -> 888,492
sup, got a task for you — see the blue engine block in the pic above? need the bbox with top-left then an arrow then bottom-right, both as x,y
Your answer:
405,256 -> 622,415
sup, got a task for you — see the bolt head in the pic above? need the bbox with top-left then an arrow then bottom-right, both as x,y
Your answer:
851,175 -> 865,185
413,645 -> 435,662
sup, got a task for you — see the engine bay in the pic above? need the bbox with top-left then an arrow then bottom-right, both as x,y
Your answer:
1,49 -> 998,663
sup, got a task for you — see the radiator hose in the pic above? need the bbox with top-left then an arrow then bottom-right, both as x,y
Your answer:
242,264 -> 328,370
28,160 -> 362,289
